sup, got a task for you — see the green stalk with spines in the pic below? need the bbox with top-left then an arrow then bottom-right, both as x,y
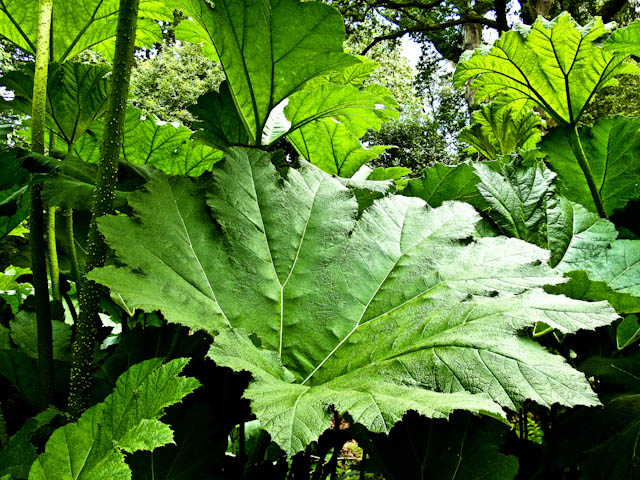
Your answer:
30,0 -> 54,410
567,125 -> 608,219
67,0 -> 141,419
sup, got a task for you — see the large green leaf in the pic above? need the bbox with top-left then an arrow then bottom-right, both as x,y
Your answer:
577,240 -> 640,297
454,13 -> 640,126
188,81 -> 250,150
89,148 -> 616,455
172,0 -> 358,142
459,100 -> 543,159
469,160 -> 619,270
29,358 -> 200,480
73,107 -> 223,176
0,0 -> 173,63
540,116 -> 640,216
287,119 -> 389,177
473,160 -> 554,243
604,19 -> 640,56
1,63 -> 111,147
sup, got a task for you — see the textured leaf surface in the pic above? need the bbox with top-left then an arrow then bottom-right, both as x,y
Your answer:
89,148 -> 616,454
172,0 -> 357,142
288,119 -> 388,177
459,100 -> 542,159
73,108 -> 222,176
540,117 -> 640,216
29,358 -> 200,480
604,20 -> 640,56
454,14 -> 640,126
474,161 -> 554,243
1,63 -> 110,147
0,0 -> 172,62
403,162 -> 484,208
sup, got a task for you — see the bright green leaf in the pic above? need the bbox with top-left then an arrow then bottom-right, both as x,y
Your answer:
454,13 -> 640,126
89,148 -> 616,455
540,116 -> 640,216
73,107 -> 223,176
403,162 -> 484,208
0,0 -> 173,63
29,358 -> 200,480
172,0 -> 358,142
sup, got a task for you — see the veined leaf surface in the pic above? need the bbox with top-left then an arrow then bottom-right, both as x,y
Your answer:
173,0 -> 358,142
0,0 -> 173,62
454,13 -> 640,126
29,359 -> 200,480
89,148 -> 617,455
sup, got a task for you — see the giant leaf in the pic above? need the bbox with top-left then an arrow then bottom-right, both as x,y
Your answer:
89,148 -> 616,455
172,0 -> 358,142
454,13 -> 640,126
1,63 -> 111,147
29,358 -> 200,480
0,0 -> 173,63
540,116 -> 640,216
73,107 -> 223,176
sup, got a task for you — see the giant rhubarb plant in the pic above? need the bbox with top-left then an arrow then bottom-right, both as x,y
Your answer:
88,148 -> 617,455
455,14 -> 640,218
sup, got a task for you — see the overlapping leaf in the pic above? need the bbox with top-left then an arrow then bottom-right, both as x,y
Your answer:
540,116 -> 640,216
459,100 -> 543,159
454,13 -> 640,126
172,0 -> 358,142
0,0 -> 173,62
73,107 -> 223,176
1,63 -> 111,148
89,148 -> 616,455
29,358 -> 200,480
403,162 -> 484,208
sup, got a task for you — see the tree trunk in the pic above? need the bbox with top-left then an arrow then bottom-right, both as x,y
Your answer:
67,0 -> 140,419
494,0 -> 509,33
463,22 -> 482,107
31,0 -> 54,410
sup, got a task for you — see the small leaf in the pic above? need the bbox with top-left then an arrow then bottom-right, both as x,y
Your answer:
29,358 -> 200,480
617,314 -> 640,350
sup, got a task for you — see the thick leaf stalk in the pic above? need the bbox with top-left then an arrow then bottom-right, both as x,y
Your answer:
67,0 -> 140,419
31,0 -> 54,409
567,125 -> 608,219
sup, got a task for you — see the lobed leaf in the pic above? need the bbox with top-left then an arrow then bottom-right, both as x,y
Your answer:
29,358 -> 200,480
89,148 -> 617,455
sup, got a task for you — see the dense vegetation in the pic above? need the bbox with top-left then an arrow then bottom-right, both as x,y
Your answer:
0,0 -> 639,479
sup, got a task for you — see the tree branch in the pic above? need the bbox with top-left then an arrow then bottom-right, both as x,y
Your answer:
360,16 -> 498,55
